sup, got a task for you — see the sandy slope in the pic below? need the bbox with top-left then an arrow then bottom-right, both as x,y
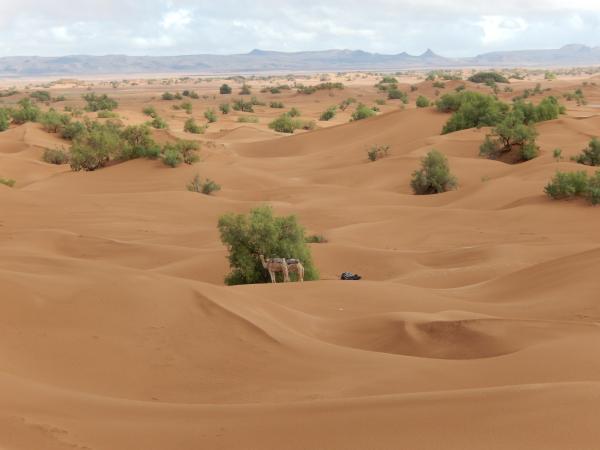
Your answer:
1,74 -> 600,449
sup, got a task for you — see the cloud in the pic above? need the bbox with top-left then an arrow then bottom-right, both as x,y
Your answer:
1,1 -> 600,57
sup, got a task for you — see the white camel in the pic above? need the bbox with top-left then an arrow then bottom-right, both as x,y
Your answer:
259,255 -> 290,283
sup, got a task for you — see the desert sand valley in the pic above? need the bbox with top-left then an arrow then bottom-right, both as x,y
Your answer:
1,69 -> 600,449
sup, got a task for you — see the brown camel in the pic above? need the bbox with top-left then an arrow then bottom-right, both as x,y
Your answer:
259,255 -> 290,283
286,259 -> 305,282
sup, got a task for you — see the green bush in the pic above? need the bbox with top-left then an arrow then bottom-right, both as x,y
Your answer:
468,72 -> 509,84
0,108 -> 9,131
288,107 -> 301,117
162,92 -> 175,100
162,147 -> 183,167
187,174 -> 221,195
97,110 -> 118,119
367,144 -> 390,161
432,81 -> 446,89
351,104 -> 376,121
544,171 -> 590,200
410,149 -> 457,195
237,115 -> 259,123
239,84 -> 251,95
305,234 -> 328,243
218,205 -> 318,285
143,106 -> 157,117
162,140 -> 200,167
339,97 -> 356,111
513,96 -> 563,124
320,106 -> 337,121
0,177 -> 16,187
388,88 -> 408,102
416,96 -> 430,108
42,148 -> 69,164
184,118 -> 204,134
232,99 -> 254,112
11,98 -> 41,124
39,109 -> 71,133
60,121 -> 87,140
219,84 -> 232,94
204,108 -> 217,123
180,101 -> 193,114
149,116 -> 168,129
219,103 -> 230,114
270,101 -> 285,109
573,138 -> 600,166
69,122 -> 122,171
441,91 -> 508,134
587,171 -> 600,205
30,90 -> 51,102
119,124 -> 161,160
83,93 -> 118,111
479,109 -> 539,161
269,114 -> 300,133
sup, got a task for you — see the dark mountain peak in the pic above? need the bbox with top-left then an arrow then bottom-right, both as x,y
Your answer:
420,48 -> 437,58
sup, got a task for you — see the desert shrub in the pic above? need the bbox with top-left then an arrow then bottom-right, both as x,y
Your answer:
239,84 -> 251,95
587,171 -> 600,205
573,138 -> 600,166
184,118 -> 204,134
182,90 -> 199,99
0,177 -> 16,187
11,98 -> 41,124
30,90 -> 51,102
432,81 -> 446,89
187,174 -> 221,195
0,88 -> 18,98
564,89 -> 586,106
40,109 -> 71,133
416,96 -> 430,108
162,92 -> 175,100
219,84 -> 232,95
479,109 -> 539,161
410,149 -> 457,195
204,108 -> 217,123
436,92 -> 464,112
60,121 -> 87,140
367,144 -> 390,161
142,106 -> 157,117
339,97 -> 356,111
441,91 -> 508,134
250,96 -> 265,106
180,101 -> 193,114
270,101 -> 285,109
69,122 -> 122,171
544,171 -> 590,200
320,106 -> 337,121
162,140 -> 200,167
553,148 -> 563,162
301,120 -> 316,130
288,107 -> 301,117
0,108 -> 9,131
351,104 -> 377,121
119,124 -> 161,160
42,148 -> 69,164
468,72 -> 509,84
218,205 -> 318,285
513,96 -> 563,124
97,110 -> 118,119
232,99 -> 254,112
237,115 -> 259,123
83,93 -> 118,111
269,114 -> 300,133
305,234 -> 327,243
219,103 -> 230,114
149,116 -> 168,129
375,99 -> 386,106
388,88 -> 408,102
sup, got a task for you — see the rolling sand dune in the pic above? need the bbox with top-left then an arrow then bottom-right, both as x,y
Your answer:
1,73 -> 600,449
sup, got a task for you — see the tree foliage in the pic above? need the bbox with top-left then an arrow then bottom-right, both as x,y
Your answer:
410,149 -> 457,195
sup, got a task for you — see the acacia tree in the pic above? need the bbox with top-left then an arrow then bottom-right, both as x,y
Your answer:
218,205 -> 318,285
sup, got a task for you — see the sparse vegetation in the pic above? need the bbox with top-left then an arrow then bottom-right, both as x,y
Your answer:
416,96 -> 430,108
237,115 -> 259,123
0,177 -> 16,187
544,171 -> 600,204
239,84 -> 252,95
0,108 -> 9,131
553,148 -> 563,162
351,103 -> 377,121
142,106 -> 157,117
204,108 -> 217,123
305,234 -> 328,243
219,84 -> 232,94
468,72 -> 509,84
573,138 -> 600,166
367,144 -> 390,161
218,205 -> 318,285
30,90 -> 51,102
219,103 -> 230,114
232,99 -> 254,112
479,109 -> 539,162
320,106 -> 337,121
184,118 -> 204,134
83,93 -> 118,111
387,88 -> 408,103
187,173 -> 221,195
11,98 -> 41,124
270,101 -> 285,109
410,149 -> 457,195
439,91 -> 508,134
42,147 -> 69,165
162,140 -> 200,167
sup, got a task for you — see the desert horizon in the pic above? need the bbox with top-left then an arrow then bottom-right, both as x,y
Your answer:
2,1 -> 600,449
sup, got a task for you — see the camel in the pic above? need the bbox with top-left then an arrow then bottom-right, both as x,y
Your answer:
259,255 -> 290,283
285,258 -> 305,282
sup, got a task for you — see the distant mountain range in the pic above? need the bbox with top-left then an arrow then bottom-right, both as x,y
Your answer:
1,44 -> 600,76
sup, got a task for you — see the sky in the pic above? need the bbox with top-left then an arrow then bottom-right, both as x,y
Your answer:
2,0 -> 600,57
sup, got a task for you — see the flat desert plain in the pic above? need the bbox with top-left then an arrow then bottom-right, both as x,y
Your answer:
1,72 -> 600,449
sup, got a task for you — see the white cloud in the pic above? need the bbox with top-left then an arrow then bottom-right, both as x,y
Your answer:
478,15 -> 528,45
161,9 -> 192,30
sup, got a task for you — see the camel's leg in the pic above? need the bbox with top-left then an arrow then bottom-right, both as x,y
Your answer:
283,265 -> 290,282
298,265 -> 304,282
269,270 -> 276,283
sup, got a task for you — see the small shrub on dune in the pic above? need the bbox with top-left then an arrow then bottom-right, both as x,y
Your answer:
218,205 -> 318,285
204,108 -> 217,123
219,103 -> 230,114
387,88 -> 408,103
305,234 -> 328,243
367,144 -> 390,162
119,124 -> 161,160
410,149 -> 457,195
351,104 -> 376,121
544,171 -> 591,201
162,140 -> 200,167
42,148 -> 69,165
270,101 -> 285,109
0,108 -> 11,131
181,101 -> 193,114
162,92 -> 175,100
573,138 -> 600,166
468,72 -> 509,84
239,84 -> 251,95
440,91 -> 508,134
60,121 -> 87,140
162,147 -> 183,167
339,97 -> 356,111
416,96 -> 430,108
269,114 -> 299,133
319,106 -> 337,121
83,93 -> 118,111
187,174 -> 221,195
184,118 -> 205,134
219,84 -> 232,94
11,98 -> 41,124
149,116 -> 168,129
30,90 -> 51,102
479,109 -> 539,162
237,115 -> 259,123
142,106 -> 157,117
0,177 -> 16,187
288,107 -> 301,117
232,99 -> 254,112
39,109 -> 71,133
69,123 -> 122,171
97,110 -> 118,119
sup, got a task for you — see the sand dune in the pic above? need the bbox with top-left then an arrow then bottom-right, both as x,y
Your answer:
1,72 -> 600,449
